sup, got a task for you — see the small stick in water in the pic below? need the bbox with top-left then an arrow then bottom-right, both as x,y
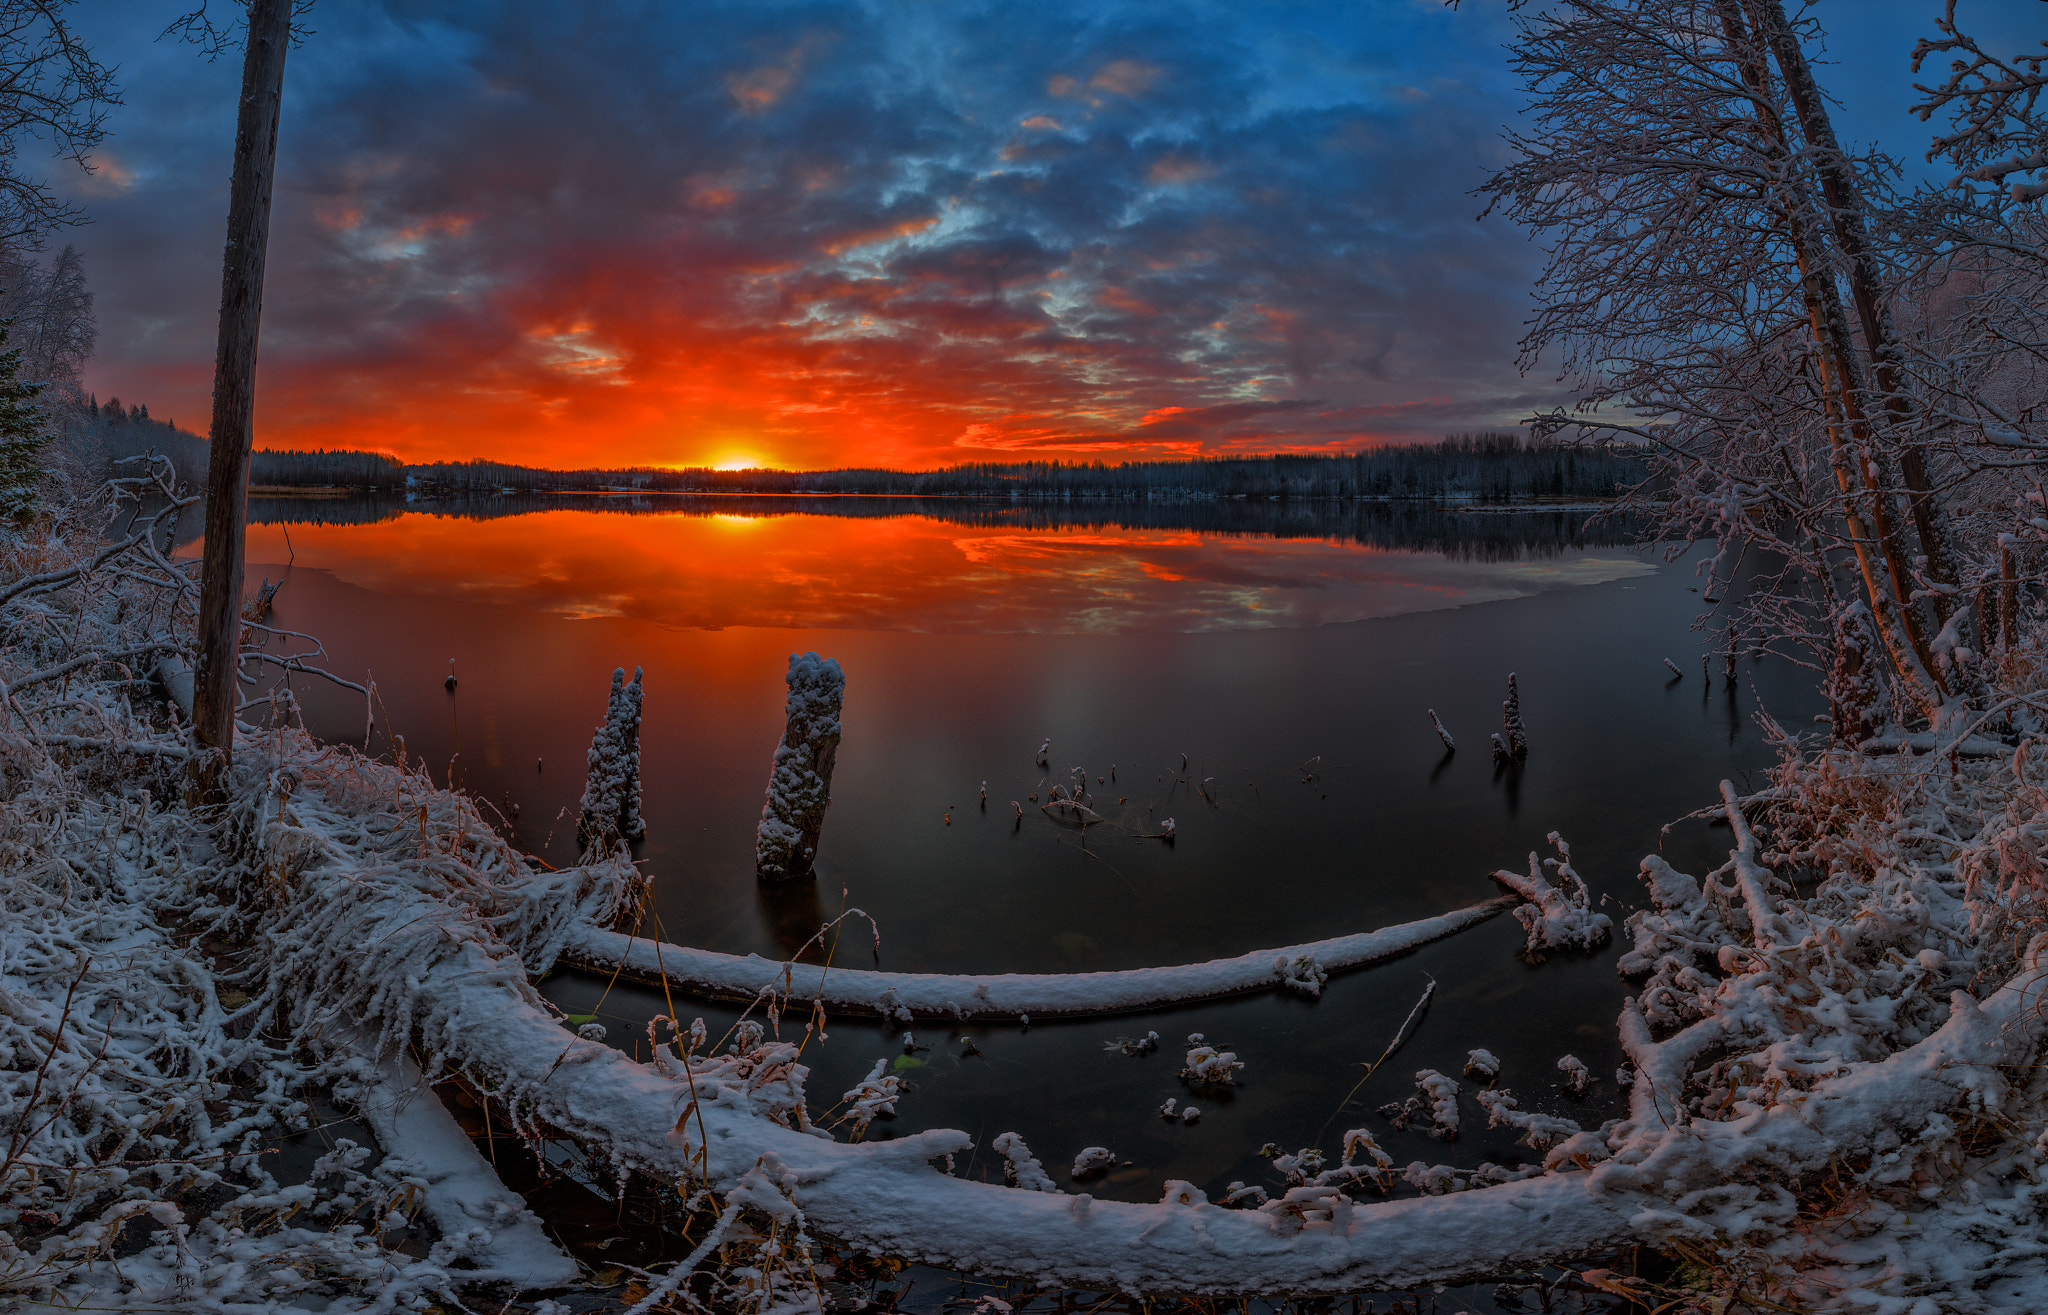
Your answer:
1428,708 -> 1455,751
1663,658 -> 1683,678
1502,672 -> 1529,758
1319,976 -> 1437,1142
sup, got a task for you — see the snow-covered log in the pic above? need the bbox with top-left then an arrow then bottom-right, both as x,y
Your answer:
366,900 -> 2048,1295
578,665 -> 644,849
755,652 -> 844,880
337,1041 -> 580,1286
275,805 -> 2048,1294
559,896 -> 1518,1021
203,705 -> 2048,1301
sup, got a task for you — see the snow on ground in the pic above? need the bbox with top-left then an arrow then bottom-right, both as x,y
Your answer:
15,481 -> 2048,1310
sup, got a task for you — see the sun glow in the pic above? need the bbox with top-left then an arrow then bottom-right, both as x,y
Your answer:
711,453 -> 764,471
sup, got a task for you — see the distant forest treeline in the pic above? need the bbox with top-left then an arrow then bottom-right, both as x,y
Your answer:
71,420 -> 1647,504
225,489 -> 1640,564
57,400 -> 409,489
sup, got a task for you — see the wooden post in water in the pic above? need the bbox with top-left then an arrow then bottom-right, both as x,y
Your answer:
756,653 -> 844,880
579,666 -> 645,855
192,0 -> 292,787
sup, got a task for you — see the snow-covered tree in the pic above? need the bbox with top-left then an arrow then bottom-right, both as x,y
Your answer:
1479,0 -> 2025,731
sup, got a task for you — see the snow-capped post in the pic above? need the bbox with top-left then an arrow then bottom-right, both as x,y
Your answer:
579,666 -> 645,852
755,652 -> 845,881
1428,708 -> 1455,751
1501,673 -> 1528,758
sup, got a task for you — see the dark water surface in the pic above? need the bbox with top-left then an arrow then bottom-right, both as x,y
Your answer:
233,495 -> 1819,1236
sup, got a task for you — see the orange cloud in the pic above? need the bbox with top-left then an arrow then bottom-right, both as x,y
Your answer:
1147,155 -> 1210,185
1048,59 -> 1161,108
727,36 -> 830,113
821,215 -> 939,256
1090,59 -> 1161,96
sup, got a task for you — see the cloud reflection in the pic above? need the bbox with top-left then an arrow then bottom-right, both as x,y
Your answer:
241,508 -> 1651,634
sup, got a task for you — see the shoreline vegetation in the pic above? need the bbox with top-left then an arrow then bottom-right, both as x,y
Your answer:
225,491 -> 1644,566
58,408 -> 1651,506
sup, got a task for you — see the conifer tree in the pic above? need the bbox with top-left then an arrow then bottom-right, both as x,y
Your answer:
0,314 -> 48,521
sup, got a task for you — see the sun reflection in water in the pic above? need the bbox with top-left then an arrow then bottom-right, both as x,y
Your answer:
239,506 -> 1651,634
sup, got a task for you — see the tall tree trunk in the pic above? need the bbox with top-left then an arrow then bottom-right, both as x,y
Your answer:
1712,0 -> 1944,718
1746,0 -> 1965,627
192,0 -> 291,785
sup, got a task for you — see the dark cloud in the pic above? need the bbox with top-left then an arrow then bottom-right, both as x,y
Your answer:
56,0 -> 1977,468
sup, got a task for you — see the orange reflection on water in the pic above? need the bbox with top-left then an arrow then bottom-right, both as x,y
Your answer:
241,508 -> 1650,633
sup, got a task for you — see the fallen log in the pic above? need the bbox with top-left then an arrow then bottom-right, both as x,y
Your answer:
559,896 -> 1519,1021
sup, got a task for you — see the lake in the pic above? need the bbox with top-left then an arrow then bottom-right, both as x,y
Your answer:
227,493 -> 1818,1226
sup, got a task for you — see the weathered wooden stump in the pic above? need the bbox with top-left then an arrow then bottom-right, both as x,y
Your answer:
579,666 -> 645,851
756,652 -> 844,881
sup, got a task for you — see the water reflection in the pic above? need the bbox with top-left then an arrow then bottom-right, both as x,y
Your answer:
241,495 -> 1818,1228
231,495 -> 1650,634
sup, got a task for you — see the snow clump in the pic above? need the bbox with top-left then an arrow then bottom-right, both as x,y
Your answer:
1071,1146 -> 1117,1177
1381,1070 -> 1460,1139
992,1132 -> 1059,1192
1178,1038 -> 1244,1087
1276,951 -> 1328,997
1491,831 -> 1612,954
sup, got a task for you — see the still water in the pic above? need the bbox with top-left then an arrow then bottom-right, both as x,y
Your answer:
233,494 -> 1819,1220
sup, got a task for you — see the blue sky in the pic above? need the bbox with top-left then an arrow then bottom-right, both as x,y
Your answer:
47,0 -> 2039,467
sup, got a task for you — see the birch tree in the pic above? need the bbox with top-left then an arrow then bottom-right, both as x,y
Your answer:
1481,0 -> 1973,730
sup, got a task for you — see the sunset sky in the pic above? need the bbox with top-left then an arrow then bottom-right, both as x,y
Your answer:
61,0 -> 2012,471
